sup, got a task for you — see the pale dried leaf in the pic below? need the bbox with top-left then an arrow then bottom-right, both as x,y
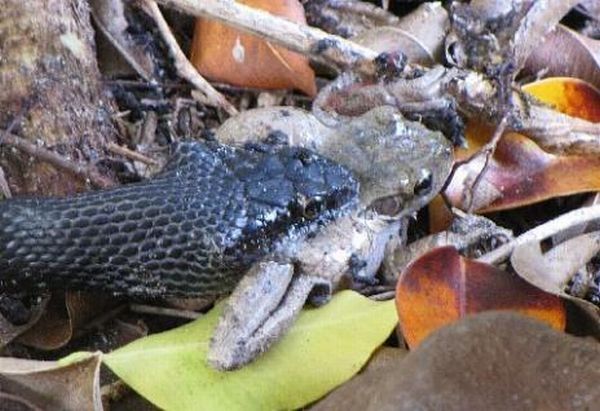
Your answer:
0,297 -> 48,348
17,293 -> 115,350
510,231 -> 600,323
511,231 -> 600,294
523,25 -> 600,90
0,353 -> 102,411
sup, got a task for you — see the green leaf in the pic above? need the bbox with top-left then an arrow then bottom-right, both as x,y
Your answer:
103,290 -> 396,411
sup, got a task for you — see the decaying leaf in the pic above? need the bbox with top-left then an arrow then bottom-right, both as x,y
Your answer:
17,293 -> 115,350
0,296 -> 48,348
523,25 -> 600,90
446,0 -> 580,74
352,2 -> 448,66
445,77 -> 600,211
396,246 -> 565,348
103,291 -> 396,411
0,352 -> 102,411
511,231 -> 600,322
190,0 -> 316,95
314,312 -> 600,411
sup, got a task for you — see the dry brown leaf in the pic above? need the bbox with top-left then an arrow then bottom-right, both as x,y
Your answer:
445,77 -> 600,212
0,353 -> 102,411
314,312 -> 600,411
523,25 -> 600,90
312,347 -> 408,411
190,0 -> 316,95
396,246 -> 565,348
17,293 -> 116,350
0,297 -> 48,349
510,231 -> 600,322
352,2 -> 448,66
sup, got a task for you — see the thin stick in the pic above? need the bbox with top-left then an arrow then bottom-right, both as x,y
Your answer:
155,0 -> 379,72
0,132 -> 113,189
478,204 -> 600,265
140,0 -> 238,116
369,291 -> 395,301
129,303 -> 202,320
0,167 -> 12,198
90,11 -> 154,82
465,115 -> 509,212
108,142 -> 159,166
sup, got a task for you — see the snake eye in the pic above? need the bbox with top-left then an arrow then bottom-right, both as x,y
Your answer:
303,197 -> 324,219
413,170 -> 433,197
295,149 -> 314,165
370,196 -> 403,216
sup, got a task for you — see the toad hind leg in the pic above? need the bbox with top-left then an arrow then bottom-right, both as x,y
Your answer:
208,261 -> 332,370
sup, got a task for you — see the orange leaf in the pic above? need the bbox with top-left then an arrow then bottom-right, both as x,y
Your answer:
396,246 -> 565,348
190,0 -> 316,96
525,77 -> 600,121
445,77 -> 600,211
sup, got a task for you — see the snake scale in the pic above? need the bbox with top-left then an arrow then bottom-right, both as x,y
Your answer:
0,141 -> 359,297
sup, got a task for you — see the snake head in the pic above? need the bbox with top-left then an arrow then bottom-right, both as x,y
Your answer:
231,145 -> 359,245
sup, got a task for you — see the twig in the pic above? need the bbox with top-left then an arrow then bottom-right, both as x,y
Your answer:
90,10 -> 154,82
129,303 -> 202,320
108,142 -> 159,166
478,204 -> 600,265
155,0 -> 379,73
74,303 -> 129,338
369,291 -> 396,301
0,167 -> 12,198
139,0 -> 238,116
464,115 -> 509,212
0,132 -> 113,189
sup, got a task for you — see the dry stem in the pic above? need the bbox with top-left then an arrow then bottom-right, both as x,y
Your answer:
107,142 -> 159,166
155,0 -> 379,72
140,0 -> 238,116
0,132 -> 113,189
478,204 -> 600,265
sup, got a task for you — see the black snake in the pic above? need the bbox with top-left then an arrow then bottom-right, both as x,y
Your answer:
0,141 -> 358,297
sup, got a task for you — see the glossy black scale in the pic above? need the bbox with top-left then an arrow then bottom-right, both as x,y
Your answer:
0,141 -> 358,297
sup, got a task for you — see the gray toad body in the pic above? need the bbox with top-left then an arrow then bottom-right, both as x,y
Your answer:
0,141 -> 358,297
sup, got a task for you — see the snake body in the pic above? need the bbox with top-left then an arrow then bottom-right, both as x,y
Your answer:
0,141 -> 358,297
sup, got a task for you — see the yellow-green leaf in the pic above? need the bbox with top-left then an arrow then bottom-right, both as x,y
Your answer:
103,290 -> 396,411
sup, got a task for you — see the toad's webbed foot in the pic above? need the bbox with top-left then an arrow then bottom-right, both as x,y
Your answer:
207,261 -> 332,370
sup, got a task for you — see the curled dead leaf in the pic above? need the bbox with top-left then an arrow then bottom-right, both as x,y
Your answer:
17,292 -> 116,350
0,296 -> 48,348
523,25 -> 600,90
352,2 -> 449,66
445,77 -> 600,211
396,246 -> 565,348
190,0 -> 316,96
0,353 -> 102,411
510,231 -> 600,322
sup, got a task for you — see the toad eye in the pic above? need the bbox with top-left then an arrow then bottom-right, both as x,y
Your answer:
370,195 -> 403,216
303,197 -> 324,219
413,169 -> 433,197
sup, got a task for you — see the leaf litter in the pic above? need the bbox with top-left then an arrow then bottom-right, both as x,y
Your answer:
2,0 -> 600,409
